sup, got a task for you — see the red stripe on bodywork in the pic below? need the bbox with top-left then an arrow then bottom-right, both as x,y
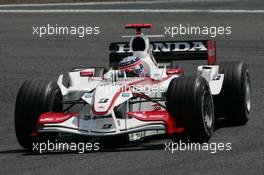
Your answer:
80,71 -> 94,77
38,113 -> 79,124
166,68 -> 183,75
128,110 -> 184,134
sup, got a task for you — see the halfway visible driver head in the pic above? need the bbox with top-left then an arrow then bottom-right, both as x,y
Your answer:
118,56 -> 149,77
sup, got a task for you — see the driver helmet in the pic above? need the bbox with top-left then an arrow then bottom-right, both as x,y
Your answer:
118,56 -> 149,77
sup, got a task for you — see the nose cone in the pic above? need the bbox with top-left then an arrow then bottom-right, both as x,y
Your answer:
93,84 -> 122,114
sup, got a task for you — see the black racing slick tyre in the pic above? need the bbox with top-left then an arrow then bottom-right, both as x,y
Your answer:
214,62 -> 251,125
166,76 -> 214,143
15,80 -> 63,149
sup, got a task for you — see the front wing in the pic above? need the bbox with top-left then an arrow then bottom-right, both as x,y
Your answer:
37,110 -> 183,141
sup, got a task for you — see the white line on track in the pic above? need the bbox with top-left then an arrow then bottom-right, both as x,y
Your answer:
0,9 -> 263,13
0,0 -> 241,7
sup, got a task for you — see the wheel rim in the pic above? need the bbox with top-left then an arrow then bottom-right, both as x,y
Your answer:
245,73 -> 251,113
202,91 -> 213,129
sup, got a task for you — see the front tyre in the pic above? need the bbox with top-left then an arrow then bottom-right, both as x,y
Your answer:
15,80 -> 63,149
166,76 -> 214,143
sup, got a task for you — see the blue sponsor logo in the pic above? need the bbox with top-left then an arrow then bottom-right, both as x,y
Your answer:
122,92 -> 131,97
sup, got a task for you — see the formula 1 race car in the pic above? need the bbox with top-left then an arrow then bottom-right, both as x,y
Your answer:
15,24 -> 251,150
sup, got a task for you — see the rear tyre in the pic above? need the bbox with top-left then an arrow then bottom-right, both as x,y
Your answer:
15,80 -> 63,149
166,76 -> 214,143
214,62 -> 251,125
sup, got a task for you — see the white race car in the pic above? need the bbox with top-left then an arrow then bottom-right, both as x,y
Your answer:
15,24 -> 251,150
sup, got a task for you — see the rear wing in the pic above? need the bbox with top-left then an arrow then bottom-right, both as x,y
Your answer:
109,40 -> 216,68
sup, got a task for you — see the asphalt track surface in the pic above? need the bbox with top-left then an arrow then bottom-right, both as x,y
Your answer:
0,0 -> 264,174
